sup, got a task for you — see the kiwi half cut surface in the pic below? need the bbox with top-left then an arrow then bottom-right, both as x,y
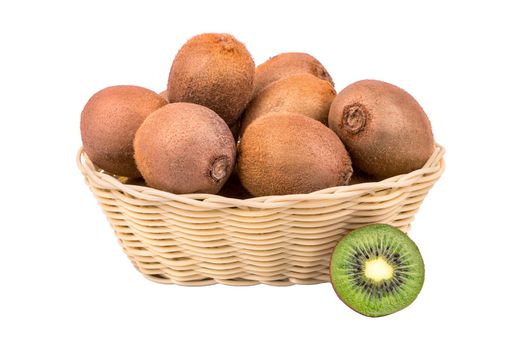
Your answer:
330,224 -> 424,317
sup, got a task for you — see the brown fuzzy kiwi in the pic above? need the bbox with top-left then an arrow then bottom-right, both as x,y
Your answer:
328,80 -> 435,180
80,85 -> 167,177
253,52 -> 334,97
167,33 -> 255,126
134,103 -> 236,194
240,73 -> 336,135
238,113 -> 353,196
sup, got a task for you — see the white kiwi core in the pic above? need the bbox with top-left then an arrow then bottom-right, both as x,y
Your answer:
364,257 -> 394,282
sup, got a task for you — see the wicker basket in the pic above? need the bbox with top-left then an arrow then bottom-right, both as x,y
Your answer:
77,145 -> 445,286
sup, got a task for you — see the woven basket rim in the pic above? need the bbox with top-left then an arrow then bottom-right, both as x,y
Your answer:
77,144 -> 445,209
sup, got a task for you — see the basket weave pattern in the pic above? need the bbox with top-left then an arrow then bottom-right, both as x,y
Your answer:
77,146 -> 444,286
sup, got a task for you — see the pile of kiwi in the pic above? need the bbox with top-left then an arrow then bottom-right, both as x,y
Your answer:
80,32 -> 435,196
80,33 -> 437,316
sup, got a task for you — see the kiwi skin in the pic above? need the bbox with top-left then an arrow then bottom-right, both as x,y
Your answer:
240,73 -> 336,135
238,112 -> 353,196
80,85 -> 167,177
328,80 -> 434,180
253,52 -> 334,97
167,33 -> 255,127
134,102 -> 236,194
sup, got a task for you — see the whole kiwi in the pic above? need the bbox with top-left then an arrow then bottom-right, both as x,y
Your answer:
134,103 -> 236,194
241,73 -> 336,134
328,80 -> 434,179
253,52 -> 334,97
167,33 -> 255,126
238,113 -> 353,196
80,85 -> 167,177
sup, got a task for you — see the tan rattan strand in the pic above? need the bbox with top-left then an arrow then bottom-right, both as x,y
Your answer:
77,145 -> 445,286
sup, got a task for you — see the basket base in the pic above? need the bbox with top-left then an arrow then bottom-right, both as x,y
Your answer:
141,271 -> 329,286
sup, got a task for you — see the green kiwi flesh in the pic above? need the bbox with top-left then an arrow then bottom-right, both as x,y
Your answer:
238,112 -> 353,196
134,102 -> 236,194
328,80 -> 434,180
80,85 -> 167,177
330,224 -> 425,317
167,33 -> 255,126
253,52 -> 333,97
240,73 -> 336,135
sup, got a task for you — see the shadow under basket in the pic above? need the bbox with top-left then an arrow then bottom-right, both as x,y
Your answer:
77,145 -> 445,286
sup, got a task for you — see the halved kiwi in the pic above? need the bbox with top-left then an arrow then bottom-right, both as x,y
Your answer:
330,224 -> 425,317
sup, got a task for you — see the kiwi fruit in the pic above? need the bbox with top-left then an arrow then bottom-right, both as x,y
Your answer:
80,85 -> 167,177
167,33 -> 255,126
240,73 -> 336,134
238,112 -> 353,196
330,224 -> 425,317
134,103 -> 236,194
253,52 -> 334,97
328,79 -> 435,180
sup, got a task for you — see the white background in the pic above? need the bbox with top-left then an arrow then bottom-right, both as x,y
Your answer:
1,1 -> 514,349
